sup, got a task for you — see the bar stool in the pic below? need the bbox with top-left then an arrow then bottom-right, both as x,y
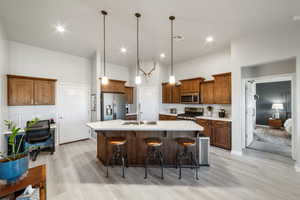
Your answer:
176,137 -> 199,180
106,137 -> 128,178
144,137 -> 164,179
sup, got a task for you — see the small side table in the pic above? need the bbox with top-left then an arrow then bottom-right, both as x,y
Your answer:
268,118 -> 283,129
0,165 -> 46,200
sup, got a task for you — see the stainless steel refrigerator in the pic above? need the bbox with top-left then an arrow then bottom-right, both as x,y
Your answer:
101,93 -> 126,121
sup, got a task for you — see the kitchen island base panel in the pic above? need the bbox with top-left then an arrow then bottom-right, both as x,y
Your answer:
97,130 -> 199,166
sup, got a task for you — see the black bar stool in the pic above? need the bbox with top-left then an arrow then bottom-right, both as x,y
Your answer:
144,137 -> 164,179
106,137 -> 128,178
176,137 -> 199,180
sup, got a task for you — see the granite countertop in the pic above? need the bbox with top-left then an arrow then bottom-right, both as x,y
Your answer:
1,124 -> 57,135
195,116 -> 232,122
126,113 -> 137,116
159,112 -> 182,116
87,120 -> 203,132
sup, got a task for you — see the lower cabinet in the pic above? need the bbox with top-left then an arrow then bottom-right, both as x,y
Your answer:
159,114 -> 177,120
125,115 -> 137,120
196,119 -> 231,150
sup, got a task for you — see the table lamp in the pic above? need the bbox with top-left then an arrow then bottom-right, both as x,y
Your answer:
272,103 -> 283,119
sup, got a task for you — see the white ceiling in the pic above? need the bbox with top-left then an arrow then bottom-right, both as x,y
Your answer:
0,0 -> 299,67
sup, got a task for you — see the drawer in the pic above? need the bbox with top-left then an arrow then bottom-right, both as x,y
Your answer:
212,120 -> 230,128
196,119 -> 211,127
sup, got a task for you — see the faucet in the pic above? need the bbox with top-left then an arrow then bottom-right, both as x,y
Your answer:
137,103 -> 143,125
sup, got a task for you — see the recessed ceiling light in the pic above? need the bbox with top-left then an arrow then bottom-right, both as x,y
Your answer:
120,47 -> 127,53
160,53 -> 166,59
56,25 -> 65,33
206,36 -> 214,43
293,16 -> 300,21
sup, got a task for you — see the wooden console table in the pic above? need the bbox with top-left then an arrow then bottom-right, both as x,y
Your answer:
0,165 -> 46,200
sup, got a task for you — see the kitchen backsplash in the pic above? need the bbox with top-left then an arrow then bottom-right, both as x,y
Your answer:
160,104 -> 232,118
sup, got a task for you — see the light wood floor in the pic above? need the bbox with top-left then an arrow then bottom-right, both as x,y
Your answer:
30,139 -> 300,200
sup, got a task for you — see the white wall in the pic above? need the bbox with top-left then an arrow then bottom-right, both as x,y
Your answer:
230,25 -> 300,171
242,58 -> 296,79
173,48 -> 232,80
7,41 -> 92,128
0,19 -> 9,153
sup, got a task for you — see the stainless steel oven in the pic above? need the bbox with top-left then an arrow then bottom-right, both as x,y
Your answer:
180,93 -> 200,104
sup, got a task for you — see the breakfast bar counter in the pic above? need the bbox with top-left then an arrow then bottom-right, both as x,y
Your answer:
87,120 -> 204,166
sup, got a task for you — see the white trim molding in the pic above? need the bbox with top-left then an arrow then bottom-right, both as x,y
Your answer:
231,150 -> 243,156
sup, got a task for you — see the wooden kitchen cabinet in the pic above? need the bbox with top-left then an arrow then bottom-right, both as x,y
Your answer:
101,79 -> 126,93
125,114 -> 137,120
7,75 -> 57,106
125,86 -> 134,104
162,83 -> 180,104
201,80 -> 214,104
34,80 -> 55,105
180,77 -> 204,94
212,120 -> 231,150
212,72 -> 231,104
196,119 -> 213,144
159,114 -> 177,120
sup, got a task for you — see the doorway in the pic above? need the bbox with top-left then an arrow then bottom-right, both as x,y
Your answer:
245,77 -> 293,158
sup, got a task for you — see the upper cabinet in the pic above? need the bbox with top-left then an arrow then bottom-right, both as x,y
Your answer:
212,73 -> 231,104
125,86 -> 134,104
180,78 -> 204,94
7,75 -> 57,106
162,83 -> 180,104
101,79 -> 126,93
200,80 -> 214,104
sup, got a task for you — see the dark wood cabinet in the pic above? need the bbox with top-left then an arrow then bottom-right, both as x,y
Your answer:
196,119 -> 213,144
125,86 -> 134,104
101,79 -> 126,93
7,75 -> 56,106
212,120 -> 231,150
212,73 -> 231,104
162,83 -> 180,104
159,114 -> 177,120
200,80 -> 214,104
180,77 -> 204,94
196,119 -> 231,150
125,115 -> 137,120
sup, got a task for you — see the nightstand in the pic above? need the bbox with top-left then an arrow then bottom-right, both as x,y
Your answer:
268,118 -> 283,129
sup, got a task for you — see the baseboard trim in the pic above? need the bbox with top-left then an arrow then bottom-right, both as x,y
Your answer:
231,150 -> 243,156
295,163 -> 300,172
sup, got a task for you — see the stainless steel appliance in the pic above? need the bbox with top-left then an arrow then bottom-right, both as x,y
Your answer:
198,137 -> 210,166
180,93 -> 200,104
101,93 -> 126,121
177,107 -> 204,120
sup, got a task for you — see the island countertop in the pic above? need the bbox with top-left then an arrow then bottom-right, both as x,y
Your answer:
87,120 -> 203,132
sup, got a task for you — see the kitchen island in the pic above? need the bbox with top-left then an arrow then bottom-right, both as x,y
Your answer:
87,120 -> 204,166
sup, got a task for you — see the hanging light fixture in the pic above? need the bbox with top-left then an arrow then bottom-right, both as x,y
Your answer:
135,13 -> 142,85
169,16 -> 176,85
101,10 -> 109,85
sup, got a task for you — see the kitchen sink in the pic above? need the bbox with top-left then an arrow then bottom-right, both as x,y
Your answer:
121,121 -> 157,125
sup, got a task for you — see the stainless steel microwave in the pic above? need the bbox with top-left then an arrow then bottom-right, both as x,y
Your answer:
180,93 -> 200,104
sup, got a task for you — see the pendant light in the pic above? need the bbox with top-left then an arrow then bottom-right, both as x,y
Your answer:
135,13 -> 142,85
101,10 -> 108,85
169,16 -> 176,85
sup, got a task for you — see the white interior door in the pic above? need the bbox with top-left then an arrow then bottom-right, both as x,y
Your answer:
246,81 -> 256,146
58,83 -> 90,144
138,86 -> 159,121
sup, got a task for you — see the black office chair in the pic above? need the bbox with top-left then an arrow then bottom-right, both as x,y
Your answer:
25,120 -> 54,161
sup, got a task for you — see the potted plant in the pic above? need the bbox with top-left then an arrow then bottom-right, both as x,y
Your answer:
0,118 -> 38,184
